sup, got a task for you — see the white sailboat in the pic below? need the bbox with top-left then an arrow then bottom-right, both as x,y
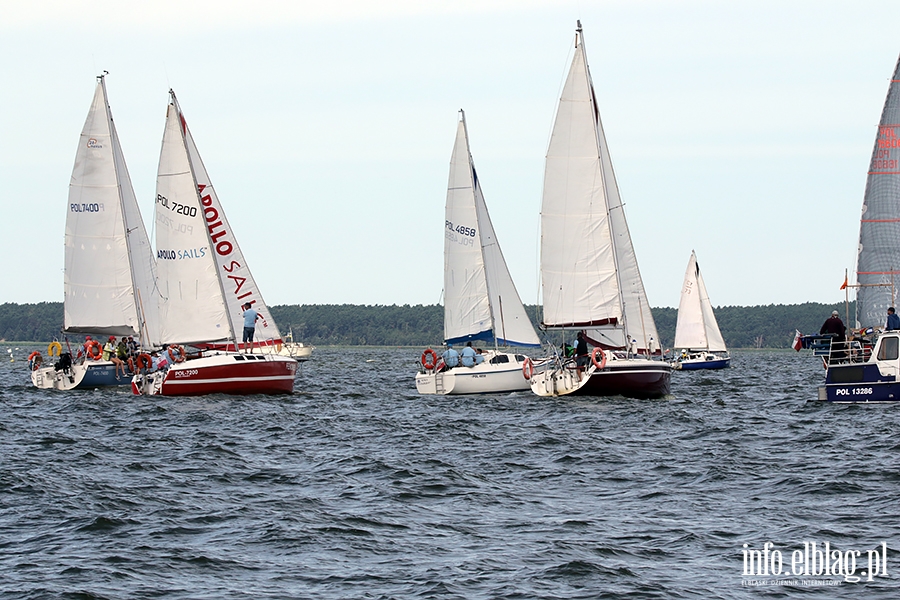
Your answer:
132,90 -> 297,396
527,22 -> 672,399
31,74 -> 160,391
416,110 -> 542,395
673,251 -> 730,370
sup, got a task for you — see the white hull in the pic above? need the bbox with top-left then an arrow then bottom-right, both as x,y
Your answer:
416,351 -> 533,394
277,343 -> 313,360
31,360 -> 129,391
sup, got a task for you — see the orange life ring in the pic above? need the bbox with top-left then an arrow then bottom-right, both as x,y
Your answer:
591,347 -> 607,370
85,340 -> 102,360
421,348 -> 437,370
522,356 -> 535,380
47,341 -> 62,357
168,345 -> 185,363
136,353 -> 152,370
28,352 -> 43,371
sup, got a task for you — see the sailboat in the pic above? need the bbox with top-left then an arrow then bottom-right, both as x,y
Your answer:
814,52 -> 900,402
415,110 -> 542,395
526,22 -> 672,399
31,74 -> 160,391
672,251 -> 730,370
131,90 -> 297,396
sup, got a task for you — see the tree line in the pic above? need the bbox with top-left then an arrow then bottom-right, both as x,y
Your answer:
0,301 -> 855,349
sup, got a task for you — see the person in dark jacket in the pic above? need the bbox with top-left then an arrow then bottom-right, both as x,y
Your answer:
820,310 -> 847,361
887,307 -> 900,331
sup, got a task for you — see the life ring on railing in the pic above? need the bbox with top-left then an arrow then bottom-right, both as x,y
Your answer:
168,345 -> 186,363
421,348 -> 438,370
28,351 -> 43,371
522,357 -> 535,380
591,347 -> 607,370
85,340 -> 102,360
47,341 -> 62,357
136,353 -> 152,370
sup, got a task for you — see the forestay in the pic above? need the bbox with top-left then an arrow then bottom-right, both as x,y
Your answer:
64,75 -> 159,344
443,111 -> 540,347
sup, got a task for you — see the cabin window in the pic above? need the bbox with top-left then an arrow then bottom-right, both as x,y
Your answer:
490,355 -> 509,364
877,336 -> 899,361
515,355 -> 525,362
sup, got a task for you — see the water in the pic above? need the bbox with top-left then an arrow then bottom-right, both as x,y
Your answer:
2,347 -> 899,598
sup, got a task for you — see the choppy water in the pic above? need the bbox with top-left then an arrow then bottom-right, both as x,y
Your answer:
1,347 -> 899,598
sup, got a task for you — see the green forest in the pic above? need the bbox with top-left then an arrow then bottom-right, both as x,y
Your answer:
0,301 -> 857,349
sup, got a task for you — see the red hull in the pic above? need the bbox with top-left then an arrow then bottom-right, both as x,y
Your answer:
153,354 -> 297,396
574,363 -> 671,399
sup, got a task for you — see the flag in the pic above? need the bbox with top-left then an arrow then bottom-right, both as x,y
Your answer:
840,275 -> 848,290
792,329 -> 803,351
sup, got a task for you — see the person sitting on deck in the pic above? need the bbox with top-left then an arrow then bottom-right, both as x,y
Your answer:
441,344 -> 460,369
461,342 -> 478,367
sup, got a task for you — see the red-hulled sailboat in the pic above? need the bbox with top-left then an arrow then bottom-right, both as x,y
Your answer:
132,90 -> 296,396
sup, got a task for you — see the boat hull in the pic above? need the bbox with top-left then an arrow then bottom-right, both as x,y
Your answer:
133,352 -> 297,396
416,351 -> 535,394
530,356 -> 672,399
676,355 -> 731,370
277,343 -> 313,361
817,360 -> 900,403
31,360 -> 131,391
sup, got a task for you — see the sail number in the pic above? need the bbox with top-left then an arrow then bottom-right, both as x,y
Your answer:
157,194 -> 198,218
871,159 -> 898,170
70,203 -> 103,212
445,220 -> 476,237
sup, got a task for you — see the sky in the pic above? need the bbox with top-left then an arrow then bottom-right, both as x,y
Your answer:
2,0 -> 900,309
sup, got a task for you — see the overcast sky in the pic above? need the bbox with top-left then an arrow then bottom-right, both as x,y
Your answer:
3,0 -> 899,308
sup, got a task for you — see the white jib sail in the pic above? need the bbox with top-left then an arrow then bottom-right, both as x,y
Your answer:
443,111 -> 540,347
64,75 -> 159,343
673,251 -> 727,352
154,91 -> 281,347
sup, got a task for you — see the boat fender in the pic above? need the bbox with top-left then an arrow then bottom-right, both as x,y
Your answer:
85,340 -> 102,360
28,351 -> 43,370
47,341 -> 63,357
421,348 -> 438,370
136,353 -> 152,370
168,345 -> 186,363
522,357 -> 535,380
591,347 -> 607,370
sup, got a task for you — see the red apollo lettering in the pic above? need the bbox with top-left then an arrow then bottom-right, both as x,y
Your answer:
200,194 -> 212,207
223,261 -> 241,273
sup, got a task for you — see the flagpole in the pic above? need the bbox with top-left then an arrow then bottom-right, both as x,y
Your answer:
845,268 -> 849,332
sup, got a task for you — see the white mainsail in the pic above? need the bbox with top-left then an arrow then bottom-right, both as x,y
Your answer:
444,111 -> 540,347
64,74 -> 159,344
856,53 -> 900,328
539,22 -> 660,353
154,90 -> 281,348
673,251 -> 727,352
